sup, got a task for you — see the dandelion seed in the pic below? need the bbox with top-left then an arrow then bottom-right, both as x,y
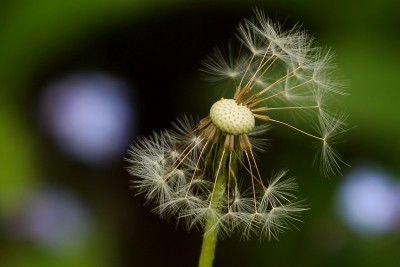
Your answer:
127,8 -> 346,250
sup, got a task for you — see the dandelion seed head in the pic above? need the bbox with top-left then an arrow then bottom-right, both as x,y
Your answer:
127,9 -> 346,240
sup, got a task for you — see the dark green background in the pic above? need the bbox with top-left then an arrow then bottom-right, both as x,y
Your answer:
1,0 -> 399,266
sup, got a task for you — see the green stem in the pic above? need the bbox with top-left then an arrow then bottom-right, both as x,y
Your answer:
197,214 -> 220,267
198,170 -> 226,267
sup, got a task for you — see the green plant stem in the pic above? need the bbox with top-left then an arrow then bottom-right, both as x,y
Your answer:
198,172 -> 226,267
197,210 -> 220,267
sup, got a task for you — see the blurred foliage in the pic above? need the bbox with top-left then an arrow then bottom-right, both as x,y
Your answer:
1,0 -> 399,267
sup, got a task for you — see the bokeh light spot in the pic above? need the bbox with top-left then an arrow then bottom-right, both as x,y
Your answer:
336,166 -> 400,236
38,72 -> 137,165
7,186 -> 92,251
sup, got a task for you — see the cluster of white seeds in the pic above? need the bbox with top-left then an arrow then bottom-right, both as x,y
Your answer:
128,9 -> 346,240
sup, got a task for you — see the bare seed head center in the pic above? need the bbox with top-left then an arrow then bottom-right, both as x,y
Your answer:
210,98 -> 255,135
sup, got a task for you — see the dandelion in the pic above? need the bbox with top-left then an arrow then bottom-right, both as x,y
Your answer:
127,9 -> 346,267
